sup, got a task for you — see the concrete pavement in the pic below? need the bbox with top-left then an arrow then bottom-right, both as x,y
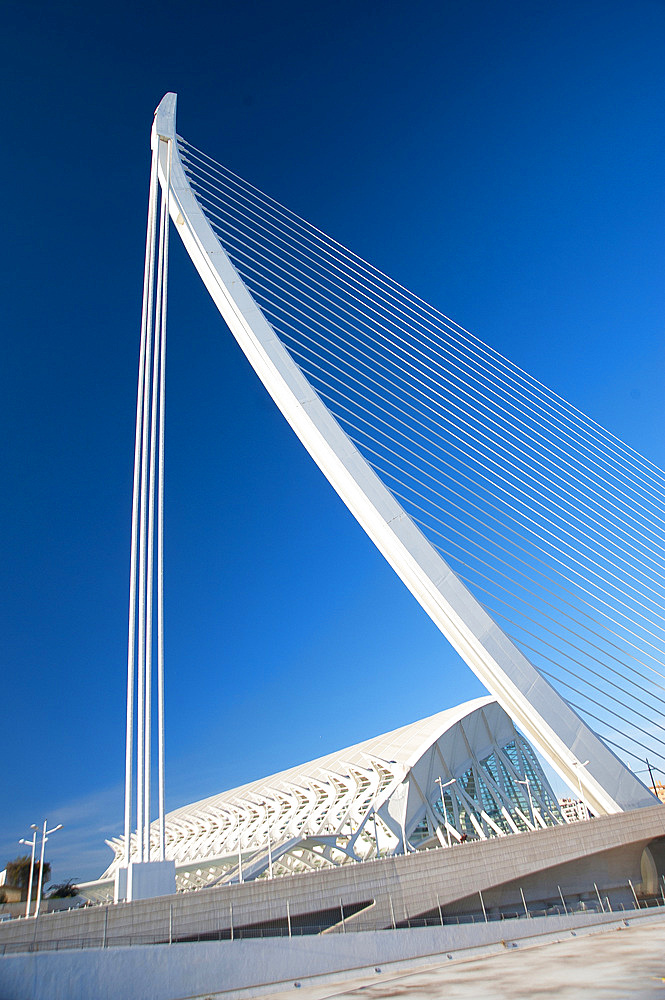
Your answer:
257,915 -> 665,1000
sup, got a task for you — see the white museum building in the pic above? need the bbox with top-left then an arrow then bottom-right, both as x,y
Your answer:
81,697 -> 564,901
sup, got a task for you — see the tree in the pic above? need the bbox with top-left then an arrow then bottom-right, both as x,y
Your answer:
5,856 -> 51,900
47,880 -> 79,899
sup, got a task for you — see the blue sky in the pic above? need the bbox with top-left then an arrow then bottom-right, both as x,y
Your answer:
1,0 -> 663,883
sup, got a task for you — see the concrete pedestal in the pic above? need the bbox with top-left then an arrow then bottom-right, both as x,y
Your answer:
115,861 -> 176,902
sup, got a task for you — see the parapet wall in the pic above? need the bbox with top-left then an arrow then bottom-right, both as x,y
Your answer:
1,909 -> 665,1000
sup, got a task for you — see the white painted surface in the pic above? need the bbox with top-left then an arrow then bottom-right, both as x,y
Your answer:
127,861 -> 176,901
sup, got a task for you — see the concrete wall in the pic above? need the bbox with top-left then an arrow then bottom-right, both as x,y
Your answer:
0,909 -> 663,1000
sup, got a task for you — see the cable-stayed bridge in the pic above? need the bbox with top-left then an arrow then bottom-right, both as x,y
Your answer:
124,92 -> 663,871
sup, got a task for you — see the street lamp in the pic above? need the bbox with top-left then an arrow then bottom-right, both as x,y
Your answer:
33,821 -> 63,918
572,760 -> 590,820
18,826 -> 38,918
372,801 -> 381,859
264,803 -> 273,879
436,777 -> 457,847
517,778 -> 536,829
236,811 -> 243,884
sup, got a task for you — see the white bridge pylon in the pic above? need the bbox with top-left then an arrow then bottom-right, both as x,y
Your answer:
122,111 -> 171,876
150,92 -> 654,818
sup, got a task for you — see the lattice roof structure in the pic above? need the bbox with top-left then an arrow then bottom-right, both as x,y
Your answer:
82,697 -> 563,900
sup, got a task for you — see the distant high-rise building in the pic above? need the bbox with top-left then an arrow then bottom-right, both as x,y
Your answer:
649,782 -> 665,805
558,797 -> 588,823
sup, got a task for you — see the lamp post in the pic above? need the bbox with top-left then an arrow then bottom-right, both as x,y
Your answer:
18,826 -> 38,918
264,803 -> 273,879
372,802 -> 381,860
236,811 -> 243,884
33,821 -> 63,918
436,777 -> 457,847
517,777 -> 536,829
645,759 -> 657,795
572,760 -> 590,820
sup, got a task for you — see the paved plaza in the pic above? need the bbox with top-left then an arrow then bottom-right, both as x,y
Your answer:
260,918 -> 665,1000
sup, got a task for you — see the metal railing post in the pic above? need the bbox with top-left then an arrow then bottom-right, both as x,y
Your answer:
628,880 -> 640,908
594,883 -> 605,912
